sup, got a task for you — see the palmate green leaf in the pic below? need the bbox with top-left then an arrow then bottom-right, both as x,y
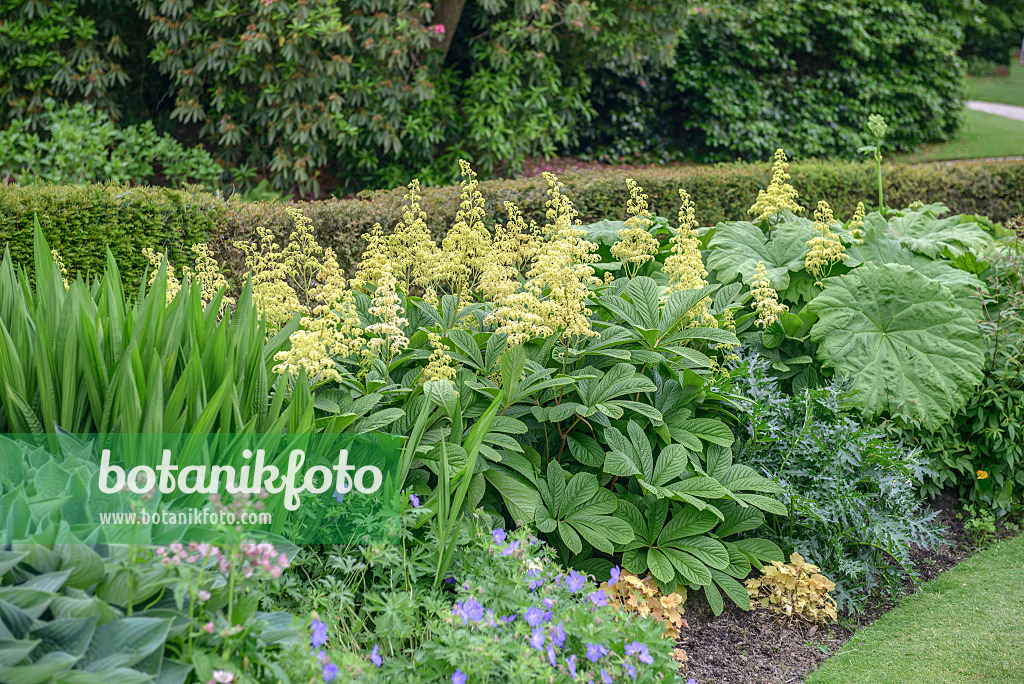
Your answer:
806,263 -> 985,430
848,230 -> 986,318
867,209 -> 994,259
706,219 -> 814,291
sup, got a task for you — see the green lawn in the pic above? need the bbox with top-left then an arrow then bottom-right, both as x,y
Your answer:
805,534 -> 1024,684
898,109 -> 1024,162
969,61 -> 1024,107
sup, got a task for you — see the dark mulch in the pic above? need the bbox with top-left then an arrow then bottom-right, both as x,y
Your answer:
676,493 -> 981,684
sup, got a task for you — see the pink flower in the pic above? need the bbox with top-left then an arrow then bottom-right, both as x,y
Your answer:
204,622 -> 215,634
429,24 -> 445,35
211,671 -> 235,684
198,590 -> 211,601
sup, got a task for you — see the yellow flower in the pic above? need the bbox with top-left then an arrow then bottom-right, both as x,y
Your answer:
524,173 -> 600,343
181,243 -> 234,312
421,332 -> 458,384
352,222 -> 389,291
977,470 -> 989,480
142,248 -> 182,304
610,179 -> 659,277
51,249 -> 69,291
388,179 -> 440,295
751,261 -> 788,329
805,200 -> 847,286
748,148 -> 804,224
848,202 -> 866,245
664,188 -> 716,328
366,262 -> 409,362
438,159 -> 492,296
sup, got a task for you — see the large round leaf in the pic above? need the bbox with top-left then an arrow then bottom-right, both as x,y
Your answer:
805,263 -> 984,430
706,219 -> 814,291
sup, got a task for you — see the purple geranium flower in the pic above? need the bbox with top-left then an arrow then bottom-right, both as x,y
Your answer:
322,662 -> 338,682
524,606 -> 547,627
530,627 -> 545,651
452,671 -> 467,684
589,589 -> 608,607
370,644 -> 383,667
602,669 -> 613,684
546,643 -> 557,667
609,565 -> 621,586
586,643 -> 608,663
409,493 -> 420,508
566,654 -> 577,678
625,641 -> 653,665
453,597 -> 485,625
529,579 -> 544,591
565,569 -> 586,592
624,661 -> 637,681
551,621 -> 566,648
501,540 -> 520,556
310,619 -> 328,648
492,528 -> 507,544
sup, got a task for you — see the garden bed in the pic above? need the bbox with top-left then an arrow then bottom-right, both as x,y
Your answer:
678,493 -> 1006,684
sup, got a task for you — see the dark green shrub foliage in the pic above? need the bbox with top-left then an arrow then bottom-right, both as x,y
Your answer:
0,0 -> 136,127
961,0 -> 1024,68
672,0 -> 969,160
0,183 -> 222,285
0,101 -> 222,187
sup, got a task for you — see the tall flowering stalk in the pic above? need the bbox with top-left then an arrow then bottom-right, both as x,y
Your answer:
366,263 -> 409,368
748,148 -> 804,228
751,261 -> 788,328
664,189 -> 716,327
389,179 -> 441,301
610,179 -> 659,278
805,201 -> 847,286
439,160 -> 492,299
526,173 -> 600,351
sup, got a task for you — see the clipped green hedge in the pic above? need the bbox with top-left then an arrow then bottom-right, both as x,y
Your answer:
215,159 -> 1024,278
0,183 -> 224,284
4,160 -> 1024,285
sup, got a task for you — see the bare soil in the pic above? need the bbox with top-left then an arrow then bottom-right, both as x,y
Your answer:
675,493 -> 992,684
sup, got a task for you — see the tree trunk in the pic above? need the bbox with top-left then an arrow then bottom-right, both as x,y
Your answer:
433,0 -> 468,60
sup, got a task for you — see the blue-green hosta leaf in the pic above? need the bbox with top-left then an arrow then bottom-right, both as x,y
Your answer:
706,219 -> 814,291
0,651 -> 79,684
806,263 -> 985,430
